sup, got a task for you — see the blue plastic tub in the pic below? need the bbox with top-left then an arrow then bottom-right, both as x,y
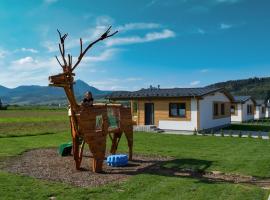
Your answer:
106,154 -> 128,167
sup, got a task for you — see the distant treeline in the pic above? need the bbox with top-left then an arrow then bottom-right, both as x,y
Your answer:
208,77 -> 270,100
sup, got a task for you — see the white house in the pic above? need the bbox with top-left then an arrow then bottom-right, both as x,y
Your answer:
231,96 -> 255,122
254,100 -> 266,120
108,87 -> 233,131
265,100 -> 270,118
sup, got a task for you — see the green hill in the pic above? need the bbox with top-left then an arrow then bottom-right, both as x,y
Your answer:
207,77 -> 270,100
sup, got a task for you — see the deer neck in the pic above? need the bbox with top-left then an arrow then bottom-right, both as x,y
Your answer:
64,84 -> 79,112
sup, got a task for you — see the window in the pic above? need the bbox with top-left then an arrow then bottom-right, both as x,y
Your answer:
169,103 -> 186,117
213,103 -> 219,116
231,104 -> 236,115
221,103 -> 225,115
247,105 -> 253,115
262,107 -> 266,114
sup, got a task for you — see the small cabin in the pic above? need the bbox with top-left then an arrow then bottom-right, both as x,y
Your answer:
231,96 -> 255,122
255,100 -> 266,120
108,87 -> 233,131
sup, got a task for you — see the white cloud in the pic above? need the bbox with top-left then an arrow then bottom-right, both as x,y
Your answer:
220,23 -> 233,30
215,0 -> 242,4
95,16 -> 114,26
42,41 -> 58,52
42,25 -> 109,52
88,77 -> 143,90
20,48 -> 39,53
0,46 -> 119,87
9,56 -> 58,73
125,77 -> 142,81
197,28 -> 206,35
190,80 -> 201,86
42,17 -> 174,52
200,69 -> 209,73
117,23 -> 161,32
106,29 -> 176,46
0,48 -> 9,58
12,57 -> 36,65
0,56 -> 59,87
81,48 -> 119,64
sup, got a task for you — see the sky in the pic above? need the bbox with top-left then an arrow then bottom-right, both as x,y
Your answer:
0,0 -> 269,90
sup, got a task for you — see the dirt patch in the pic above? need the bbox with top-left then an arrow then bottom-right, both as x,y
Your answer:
2,148 -> 270,189
2,148 -> 170,187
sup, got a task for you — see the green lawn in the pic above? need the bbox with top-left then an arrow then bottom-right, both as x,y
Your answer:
0,109 -> 270,199
0,110 -> 69,137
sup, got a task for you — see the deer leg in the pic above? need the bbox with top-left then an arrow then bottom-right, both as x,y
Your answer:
70,117 -> 82,170
88,134 -> 106,173
124,128 -> 133,161
72,136 -> 81,170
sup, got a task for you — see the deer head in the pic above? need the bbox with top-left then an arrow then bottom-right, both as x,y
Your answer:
49,26 -> 118,88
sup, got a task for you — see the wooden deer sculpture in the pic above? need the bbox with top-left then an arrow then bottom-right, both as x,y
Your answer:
48,26 -> 133,173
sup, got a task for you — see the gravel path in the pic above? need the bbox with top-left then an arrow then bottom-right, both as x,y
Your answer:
2,148 -> 170,187
2,148 -> 270,189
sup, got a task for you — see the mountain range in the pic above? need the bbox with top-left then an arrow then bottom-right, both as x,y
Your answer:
0,80 -> 111,105
1,77 -> 270,105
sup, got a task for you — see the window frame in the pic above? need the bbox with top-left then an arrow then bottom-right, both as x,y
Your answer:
221,103 -> 225,115
169,103 -> 186,118
213,103 -> 219,117
262,106 -> 266,114
247,104 -> 252,115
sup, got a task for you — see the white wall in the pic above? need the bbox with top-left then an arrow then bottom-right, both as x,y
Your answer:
242,99 -> 255,121
255,106 -> 260,119
266,107 -> 270,118
231,103 -> 242,122
199,92 -> 231,130
255,105 -> 266,119
158,98 -> 198,131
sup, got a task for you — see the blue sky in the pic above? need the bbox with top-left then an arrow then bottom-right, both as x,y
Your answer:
0,0 -> 269,90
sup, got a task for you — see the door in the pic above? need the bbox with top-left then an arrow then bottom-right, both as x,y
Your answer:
145,103 -> 154,125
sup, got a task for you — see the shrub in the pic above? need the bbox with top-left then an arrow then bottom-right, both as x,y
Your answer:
258,131 -> 262,139
238,131 -> 242,138
229,130 -> 233,137
220,129 -> 224,137
193,128 -> 197,136
201,129 -> 206,136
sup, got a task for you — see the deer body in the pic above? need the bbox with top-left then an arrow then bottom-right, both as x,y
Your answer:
48,27 -> 133,173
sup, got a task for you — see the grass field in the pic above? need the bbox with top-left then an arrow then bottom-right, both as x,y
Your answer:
0,109 -> 269,200
0,110 -> 68,137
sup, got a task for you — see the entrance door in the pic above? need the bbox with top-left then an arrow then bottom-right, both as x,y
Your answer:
145,103 -> 154,125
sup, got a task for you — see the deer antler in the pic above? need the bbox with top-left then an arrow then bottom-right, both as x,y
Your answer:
55,26 -> 118,72
71,26 -> 118,71
55,29 -> 68,69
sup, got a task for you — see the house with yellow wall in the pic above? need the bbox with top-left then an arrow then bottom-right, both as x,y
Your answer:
108,87 -> 233,131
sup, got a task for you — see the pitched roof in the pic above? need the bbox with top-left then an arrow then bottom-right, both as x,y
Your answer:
256,100 -> 266,106
233,96 -> 253,103
107,87 -> 232,100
